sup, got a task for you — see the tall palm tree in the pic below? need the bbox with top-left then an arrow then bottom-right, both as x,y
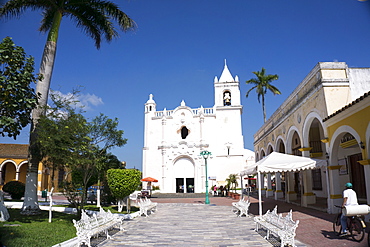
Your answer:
0,0 -> 135,214
245,68 -> 281,123
226,173 -> 239,193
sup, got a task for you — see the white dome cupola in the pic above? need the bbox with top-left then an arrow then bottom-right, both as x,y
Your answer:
145,94 -> 156,113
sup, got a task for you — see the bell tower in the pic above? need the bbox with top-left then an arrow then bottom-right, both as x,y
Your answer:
213,60 -> 244,155
213,60 -> 241,108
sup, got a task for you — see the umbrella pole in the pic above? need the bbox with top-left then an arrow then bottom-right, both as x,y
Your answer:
258,171 -> 262,217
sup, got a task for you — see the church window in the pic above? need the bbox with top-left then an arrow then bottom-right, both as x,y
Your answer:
223,91 -> 231,106
181,126 -> 189,139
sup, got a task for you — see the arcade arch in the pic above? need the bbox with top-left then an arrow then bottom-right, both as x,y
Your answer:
330,127 -> 366,201
275,137 -> 286,153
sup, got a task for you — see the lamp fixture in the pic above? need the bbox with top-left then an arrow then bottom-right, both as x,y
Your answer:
200,150 -> 212,204
360,141 -> 365,149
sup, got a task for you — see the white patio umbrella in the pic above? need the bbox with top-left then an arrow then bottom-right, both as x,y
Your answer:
243,152 -> 326,216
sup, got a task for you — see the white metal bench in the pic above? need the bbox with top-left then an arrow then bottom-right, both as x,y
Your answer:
254,206 -> 299,247
138,197 -> 157,217
231,198 -> 250,217
72,207 -> 124,247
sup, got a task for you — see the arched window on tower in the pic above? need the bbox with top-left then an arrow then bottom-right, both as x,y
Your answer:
223,91 -> 231,106
181,126 -> 189,139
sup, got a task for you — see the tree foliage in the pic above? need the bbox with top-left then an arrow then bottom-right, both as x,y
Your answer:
246,68 -> 280,123
107,169 -> 141,211
226,173 -> 239,193
0,37 -> 40,139
37,90 -> 127,215
0,0 -> 135,214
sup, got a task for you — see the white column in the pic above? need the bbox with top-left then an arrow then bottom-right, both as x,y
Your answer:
328,163 -> 342,213
266,173 -> 274,197
286,172 -> 297,202
258,171 -> 263,216
363,163 -> 370,205
301,170 -> 316,206
301,150 -> 316,206
274,172 -> 284,199
362,163 -> 370,222
161,117 -> 166,192
161,149 -> 166,192
257,173 -> 266,196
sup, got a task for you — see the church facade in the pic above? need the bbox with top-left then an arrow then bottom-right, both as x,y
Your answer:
142,62 -> 254,193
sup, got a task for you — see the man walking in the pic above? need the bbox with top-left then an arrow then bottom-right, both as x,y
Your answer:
340,182 -> 358,236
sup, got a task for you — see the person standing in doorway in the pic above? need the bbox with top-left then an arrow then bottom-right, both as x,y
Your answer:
340,182 -> 358,236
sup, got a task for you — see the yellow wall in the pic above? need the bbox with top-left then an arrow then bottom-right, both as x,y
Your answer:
326,104 -> 370,159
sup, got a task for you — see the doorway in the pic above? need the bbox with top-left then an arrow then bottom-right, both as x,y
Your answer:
349,153 -> 366,199
186,178 -> 194,193
176,178 -> 184,193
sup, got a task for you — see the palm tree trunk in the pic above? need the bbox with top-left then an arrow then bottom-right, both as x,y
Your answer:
21,11 -> 61,215
21,41 -> 57,215
262,95 -> 266,123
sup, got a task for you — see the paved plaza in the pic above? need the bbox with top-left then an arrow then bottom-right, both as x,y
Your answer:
32,193 -> 368,247
93,195 -> 369,247
98,203 -> 276,247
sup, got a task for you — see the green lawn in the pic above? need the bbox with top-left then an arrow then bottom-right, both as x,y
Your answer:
0,205 -> 139,247
0,209 -> 77,247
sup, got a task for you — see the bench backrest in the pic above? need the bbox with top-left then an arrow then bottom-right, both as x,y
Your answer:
283,210 -> 299,232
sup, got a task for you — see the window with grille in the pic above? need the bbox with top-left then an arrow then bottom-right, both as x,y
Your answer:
311,169 -> 322,190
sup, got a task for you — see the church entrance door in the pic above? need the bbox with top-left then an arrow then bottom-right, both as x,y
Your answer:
176,178 -> 184,193
186,178 -> 194,193
174,157 -> 194,193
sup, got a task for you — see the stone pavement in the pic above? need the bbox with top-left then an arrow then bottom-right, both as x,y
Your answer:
28,193 -> 369,247
98,203 -> 277,247
96,194 -> 369,247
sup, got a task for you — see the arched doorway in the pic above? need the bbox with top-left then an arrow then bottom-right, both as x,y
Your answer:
339,133 -> 366,200
308,118 -> 325,192
1,162 -> 16,185
276,138 -> 286,153
173,157 -> 194,193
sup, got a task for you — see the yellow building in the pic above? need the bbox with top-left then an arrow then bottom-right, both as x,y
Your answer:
323,91 -> 370,210
0,143 -> 62,192
252,62 -> 370,214
0,144 -> 28,187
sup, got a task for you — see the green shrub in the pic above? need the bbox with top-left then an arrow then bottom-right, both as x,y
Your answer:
2,180 -> 25,200
107,169 -> 142,200
152,185 -> 160,191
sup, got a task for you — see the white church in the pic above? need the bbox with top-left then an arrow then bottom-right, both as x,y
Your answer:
142,61 -> 254,193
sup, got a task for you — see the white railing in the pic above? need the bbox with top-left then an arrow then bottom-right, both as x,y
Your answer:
153,107 -> 214,118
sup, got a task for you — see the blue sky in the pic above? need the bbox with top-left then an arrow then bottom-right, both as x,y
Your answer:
1,0 -> 370,170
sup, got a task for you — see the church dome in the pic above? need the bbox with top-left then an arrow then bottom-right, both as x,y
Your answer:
146,94 -> 156,104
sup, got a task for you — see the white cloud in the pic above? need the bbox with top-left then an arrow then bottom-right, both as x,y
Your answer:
50,90 -> 104,111
79,93 -> 104,107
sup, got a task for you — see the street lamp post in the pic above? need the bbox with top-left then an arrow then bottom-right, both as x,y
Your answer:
200,150 -> 212,205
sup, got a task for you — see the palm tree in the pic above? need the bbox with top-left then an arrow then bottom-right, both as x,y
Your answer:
246,68 -> 281,123
0,0 -> 135,214
226,173 -> 239,193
